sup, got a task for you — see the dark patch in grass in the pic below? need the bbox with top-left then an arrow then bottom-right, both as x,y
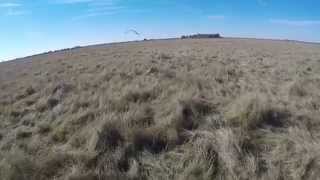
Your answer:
117,151 -> 131,172
72,101 -> 90,113
95,121 -> 124,152
47,98 -> 59,109
38,123 -> 51,134
301,158 -> 320,180
132,128 -> 169,154
124,90 -> 157,103
52,82 -> 73,99
15,86 -> 36,101
0,151 -> 37,180
16,130 -> 32,139
25,86 -> 36,96
248,108 -> 290,130
109,99 -> 130,112
116,144 -> 138,172
25,99 -> 36,106
68,172 -> 98,180
256,159 -> 268,177
159,53 -> 172,60
10,110 -> 23,118
129,107 -> 155,128
241,136 -> 257,154
37,153 -> 74,179
174,97 -> 213,131
257,109 -> 289,129
73,111 -> 95,125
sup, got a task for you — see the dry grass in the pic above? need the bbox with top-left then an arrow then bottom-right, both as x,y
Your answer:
95,121 -> 124,152
1,38 -> 320,179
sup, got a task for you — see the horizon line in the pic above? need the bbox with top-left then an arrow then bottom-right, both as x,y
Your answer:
1,35 -> 320,63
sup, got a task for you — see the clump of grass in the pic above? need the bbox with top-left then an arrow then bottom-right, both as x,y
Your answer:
95,121 -> 125,152
10,110 -> 23,118
289,78 -> 320,98
24,99 -> 36,106
47,98 -> 59,109
16,128 -> 33,139
290,83 -> 308,97
52,82 -> 73,97
36,98 -> 48,112
108,99 -> 130,112
37,122 -> 51,134
302,157 -> 320,180
25,86 -> 36,96
72,110 -> 95,126
0,149 -> 38,180
162,69 -> 176,79
179,134 -> 220,180
180,161 -> 216,180
225,94 -> 289,130
67,172 -> 98,180
36,97 -> 60,112
69,132 -> 88,148
132,129 -> 167,153
71,100 -> 90,113
159,53 -> 172,60
37,152 -> 75,179
265,127 -> 320,180
15,86 -> 36,100
116,147 -> 134,173
129,106 -> 155,128
132,126 -> 178,154
51,125 -> 69,142
174,97 -> 214,131
145,67 -> 159,75
124,89 -> 157,103
0,149 -> 80,180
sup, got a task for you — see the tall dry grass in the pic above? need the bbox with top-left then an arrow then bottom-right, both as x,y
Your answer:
1,38 -> 320,179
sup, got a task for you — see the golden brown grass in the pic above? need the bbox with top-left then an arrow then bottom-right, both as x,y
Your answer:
1,38 -> 320,179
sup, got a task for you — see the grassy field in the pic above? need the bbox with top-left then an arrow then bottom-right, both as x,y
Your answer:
1,38 -> 320,180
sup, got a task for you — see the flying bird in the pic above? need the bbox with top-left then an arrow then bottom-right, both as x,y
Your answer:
125,29 -> 141,36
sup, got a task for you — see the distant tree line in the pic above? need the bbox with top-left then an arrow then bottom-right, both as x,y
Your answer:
181,33 -> 222,39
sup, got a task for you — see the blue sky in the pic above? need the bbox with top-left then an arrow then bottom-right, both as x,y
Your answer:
0,0 -> 319,61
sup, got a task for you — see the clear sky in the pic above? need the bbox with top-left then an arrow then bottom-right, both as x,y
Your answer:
0,0 -> 320,61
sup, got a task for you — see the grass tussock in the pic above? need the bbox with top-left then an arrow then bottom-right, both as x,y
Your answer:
159,53 -> 172,60
37,122 -> 51,134
225,94 -> 290,130
47,98 -> 59,109
108,98 -> 130,112
16,128 -> 33,139
36,97 -> 60,112
124,89 -> 157,103
289,78 -> 320,97
51,125 -> 69,142
0,150 -> 38,180
67,172 -> 98,180
95,121 -> 125,152
128,106 -> 155,128
15,86 -> 36,101
174,97 -> 214,131
132,127 -> 169,154
37,153 -> 75,179
0,150 -> 93,180
72,110 -> 95,125
52,82 -> 73,98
